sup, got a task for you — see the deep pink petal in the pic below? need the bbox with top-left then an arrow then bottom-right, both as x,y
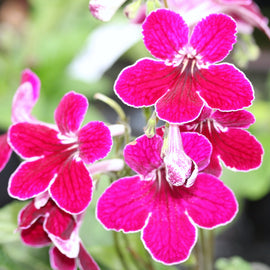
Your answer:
0,133 -> 12,172
190,14 -> 236,63
44,206 -> 76,240
19,200 -> 52,229
124,135 -> 163,177
8,123 -> 66,158
212,109 -> 255,128
97,176 -> 153,232
156,74 -> 203,124
50,159 -> 93,214
142,173 -> 197,264
201,151 -> 222,178
142,211 -> 196,264
184,173 -> 238,228
77,243 -> 100,270
12,69 -> 40,123
114,58 -> 174,107
211,129 -> 263,171
182,132 -> 212,171
49,247 -> 76,270
21,219 -> 51,247
197,64 -> 254,111
142,9 -> 188,61
55,91 -> 88,135
78,121 -> 112,164
8,153 -> 66,200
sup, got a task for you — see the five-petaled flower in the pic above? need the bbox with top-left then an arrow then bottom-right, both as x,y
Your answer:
115,9 -> 254,124
0,69 -> 40,172
8,91 -> 112,214
181,106 -> 264,177
19,195 -> 99,270
97,130 -> 238,264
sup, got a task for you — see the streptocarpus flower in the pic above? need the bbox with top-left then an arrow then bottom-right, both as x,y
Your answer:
167,0 -> 270,39
89,0 -> 127,21
115,9 -> 254,124
181,106 -> 264,177
0,69 -> 40,172
8,91 -> 112,214
19,197 -> 99,270
97,130 -> 238,264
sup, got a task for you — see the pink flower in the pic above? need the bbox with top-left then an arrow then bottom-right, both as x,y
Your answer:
115,9 -> 254,124
89,0 -> 127,21
19,197 -> 99,270
97,131 -> 238,264
181,106 -> 264,177
168,0 -> 270,39
8,91 -> 112,214
0,69 -> 40,172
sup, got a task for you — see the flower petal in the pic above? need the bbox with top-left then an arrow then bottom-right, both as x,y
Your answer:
142,210 -> 196,264
12,69 -> 40,123
156,74 -> 203,124
89,0 -> 126,22
124,135 -> 163,177
114,58 -> 174,107
212,109 -> 255,128
21,219 -> 51,247
77,243 -> 100,270
78,121 -> 112,164
182,132 -> 212,171
54,91 -> 88,135
142,9 -> 188,61
97,176 -> 153,232
212,129 -> 263,171
19,200 -> 52,229
190,13 -> 236,63
197,63 -> 254,111
44,205 -> 76,240
201,151 -> 223,178
184,173 -> 238,228
50,159 -> 93,214
49,247 -> 76,270
0,133 -> 12,172
20,69 -> 40,101
8,154 -> 64,200
8,123 -> 65,158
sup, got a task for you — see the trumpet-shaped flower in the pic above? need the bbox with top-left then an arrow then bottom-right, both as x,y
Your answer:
115,9 -> 253,124
97,131 -> 237,264
19,197 -> 99,270
8,91 -> 112,214
0,69 -> 40,172
181,106 -> 264,177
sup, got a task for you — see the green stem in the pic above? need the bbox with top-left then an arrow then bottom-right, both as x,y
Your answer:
194,229 -> 215,270
163,0 -> 168,8
113,231 -> 129,270
122,234 -> 155,270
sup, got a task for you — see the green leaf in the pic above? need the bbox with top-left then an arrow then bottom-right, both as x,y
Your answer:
215,256 -> 252,270
0,201 -> 27,244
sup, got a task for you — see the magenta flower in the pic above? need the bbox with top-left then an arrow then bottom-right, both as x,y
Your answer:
19,197 -> 99,270
115,9 -> 253,124
168,0 -> 270,39
0,69 -> 40,172
181,106 -> 264,177
97,131 -> 238,264
8,91 -> 112,214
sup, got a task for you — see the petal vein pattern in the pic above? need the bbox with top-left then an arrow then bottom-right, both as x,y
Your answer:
114,9 -> 253,123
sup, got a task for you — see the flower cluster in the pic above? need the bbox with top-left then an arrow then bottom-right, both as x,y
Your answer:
97,7 -> 263,265
0,1 -> 266,269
